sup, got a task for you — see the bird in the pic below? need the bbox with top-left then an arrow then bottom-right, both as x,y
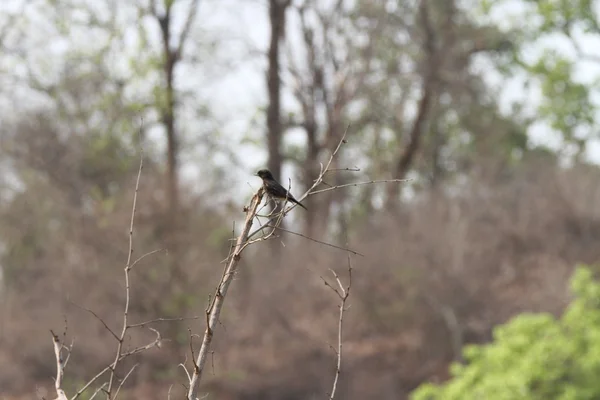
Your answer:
255,169 -> 307,210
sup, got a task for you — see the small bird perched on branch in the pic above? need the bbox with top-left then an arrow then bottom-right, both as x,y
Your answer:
255,169 -> 307,210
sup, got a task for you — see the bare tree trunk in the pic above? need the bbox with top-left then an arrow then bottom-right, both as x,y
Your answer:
266,0 -> 290,181
385,0 -> 437,211
152,0 -> 199,216
266,0 -> 290,257
155,3 -> 183,295
304,119 -> 319,235
165,52 -> 179,216
386,83 -> 433,205
150,0 -> 200,330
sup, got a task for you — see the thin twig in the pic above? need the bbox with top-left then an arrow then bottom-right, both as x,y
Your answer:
188,328 -> 198,372
220,221 -> 237,264
325,255 -> 353,400
89,383 -> 107,400
179,362 -> 191,383
113,364 -> 138,400
320,276 -> 342,298
325,167 -> 360,173
309,178 -> 412,196
300,125 -> 350,202
69,331 -> 159,400
75,326 -> 163,399
72,367 -> 111,399
127,315 -> 200,329
69,301 -> 120,342
267,224 -> 364,256
130,248 -> 167,270
176,0 -> 200,57
106,133 -> 144,397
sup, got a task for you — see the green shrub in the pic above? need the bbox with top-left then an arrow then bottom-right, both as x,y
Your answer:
411,265 -> 600,400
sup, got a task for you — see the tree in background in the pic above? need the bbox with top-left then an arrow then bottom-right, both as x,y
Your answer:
269,0 -> 530,237
479,0 -> 600,161
266,0 -> 292,182
0,0 -> 227,377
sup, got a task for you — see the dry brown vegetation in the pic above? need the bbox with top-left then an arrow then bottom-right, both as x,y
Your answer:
2,143 -> 599,399
1,0 -> 600,398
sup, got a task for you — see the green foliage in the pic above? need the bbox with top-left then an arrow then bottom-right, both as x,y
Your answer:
411,265 -> 600,400
524,0 -> 599,34
528,50 -> 594,150
477,0 -> 600,157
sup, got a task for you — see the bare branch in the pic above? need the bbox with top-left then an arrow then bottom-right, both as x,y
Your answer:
71,328 -> 161,399
325,167 -> 360,173
179,362 -> 191,383
386,0 -> 437,208
72,368 -> 111,400
267,224 -> 364,256
300,125 -> 350,201
320,276 -> 342,299
113,364 -> 138,400
88,384 -> 106,400
186,188 -> 265,399
310,178 -> 412,196
50,331 -> 69,400
325,255 -> 353,400
127,315 -> 200,329
188,328 -> 199,372
106,131 -> 144,396
130,248 -> 167,270
69,302 -> 119,342
177,0 -> 201,58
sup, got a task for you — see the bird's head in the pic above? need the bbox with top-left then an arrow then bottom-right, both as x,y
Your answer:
255,169 -> 274,180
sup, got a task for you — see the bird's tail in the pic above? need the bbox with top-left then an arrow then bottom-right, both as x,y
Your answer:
293,199 -> 308,210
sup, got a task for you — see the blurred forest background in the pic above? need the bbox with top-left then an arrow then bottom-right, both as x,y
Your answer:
2,0 -> 600,399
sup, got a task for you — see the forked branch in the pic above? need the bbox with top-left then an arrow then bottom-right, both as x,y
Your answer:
58,130 -> 165,400
322,255 -> 352,400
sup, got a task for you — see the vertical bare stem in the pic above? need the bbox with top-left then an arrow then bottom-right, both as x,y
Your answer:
51,331 -> 68,400
106,149 -> 143,397
326,256 -> 352,400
